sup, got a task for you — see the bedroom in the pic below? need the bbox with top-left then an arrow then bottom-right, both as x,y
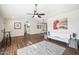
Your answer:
0,4 -> 79,55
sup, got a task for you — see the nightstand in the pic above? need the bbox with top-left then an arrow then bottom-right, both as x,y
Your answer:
69,38 -> 78,49
68,33 -> 78,49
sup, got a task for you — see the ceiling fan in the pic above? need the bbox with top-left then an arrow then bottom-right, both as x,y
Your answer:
27,4 -> 45,18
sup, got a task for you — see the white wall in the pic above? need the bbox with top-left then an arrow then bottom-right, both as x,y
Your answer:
47,9 -> 79,36
4,17 -> 44,37
1,4 -> 79,37
0,16 -> 4,42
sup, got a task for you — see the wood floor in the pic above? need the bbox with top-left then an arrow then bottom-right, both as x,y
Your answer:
0,34 -> 79,55
48,39 -> 79,55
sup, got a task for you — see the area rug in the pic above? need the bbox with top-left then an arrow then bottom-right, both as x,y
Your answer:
17,40 -> 65,55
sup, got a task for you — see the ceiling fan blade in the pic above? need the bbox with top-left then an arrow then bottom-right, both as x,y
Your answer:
39,13 -> 45,15
32,15 -> 34,18
38,15 -> 41,18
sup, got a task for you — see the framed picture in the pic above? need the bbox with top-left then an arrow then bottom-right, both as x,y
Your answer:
14,22 -> 21,29
53,20 -> 59,29
59,17 -> 68,29
53,17 -> 68,30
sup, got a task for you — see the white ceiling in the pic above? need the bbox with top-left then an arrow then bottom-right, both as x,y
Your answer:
0,4 -> 79,19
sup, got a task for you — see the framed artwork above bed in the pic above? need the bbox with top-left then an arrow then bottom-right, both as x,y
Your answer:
53,17 -> 68,30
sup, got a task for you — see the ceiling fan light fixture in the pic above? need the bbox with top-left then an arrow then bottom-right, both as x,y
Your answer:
34,15 -> 38,17
27,4 -> 45,18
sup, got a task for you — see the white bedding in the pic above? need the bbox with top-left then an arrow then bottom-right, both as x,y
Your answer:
48,33 -> 70,43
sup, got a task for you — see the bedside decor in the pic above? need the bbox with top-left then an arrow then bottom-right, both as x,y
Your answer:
14,22 -> 21,29
69,33 -> 78,49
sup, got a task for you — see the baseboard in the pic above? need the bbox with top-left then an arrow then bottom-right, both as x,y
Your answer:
11,33 -> 43,38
